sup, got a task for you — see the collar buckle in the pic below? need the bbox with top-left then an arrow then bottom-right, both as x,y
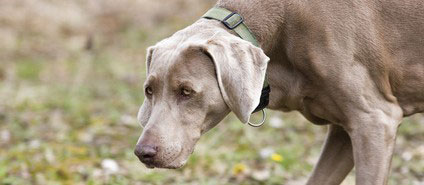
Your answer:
222,12 -> 244,30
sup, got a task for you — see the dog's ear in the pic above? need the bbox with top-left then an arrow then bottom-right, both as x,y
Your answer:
146,46 -> 155,74
138,46 -> 155,127
200,33 -> 269,123
137,99 -> 151,127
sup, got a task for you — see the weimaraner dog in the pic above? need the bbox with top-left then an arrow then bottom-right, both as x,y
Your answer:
134,0 -> 424,184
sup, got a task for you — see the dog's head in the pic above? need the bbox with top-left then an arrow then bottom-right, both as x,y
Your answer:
135,20 -> 269,168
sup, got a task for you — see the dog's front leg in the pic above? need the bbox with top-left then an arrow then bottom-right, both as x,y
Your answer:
347,108 -> 402,185
306,125 -> 354,185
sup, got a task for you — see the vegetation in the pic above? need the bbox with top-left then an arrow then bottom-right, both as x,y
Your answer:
0,0 -> 423,184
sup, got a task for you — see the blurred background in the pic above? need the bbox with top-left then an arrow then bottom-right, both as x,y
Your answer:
0,0 -> 423,184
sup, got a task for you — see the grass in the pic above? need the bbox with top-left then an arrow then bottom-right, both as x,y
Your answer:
0,0 -> 423,184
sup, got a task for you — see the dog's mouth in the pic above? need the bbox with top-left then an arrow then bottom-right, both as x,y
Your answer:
140,158 -> 186,169
138,149 -> 188,169
138,158 -> 157,169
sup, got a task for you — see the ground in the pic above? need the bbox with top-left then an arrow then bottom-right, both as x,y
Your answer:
0,0 -> 423,184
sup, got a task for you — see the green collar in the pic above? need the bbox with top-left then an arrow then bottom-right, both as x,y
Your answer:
202,7 -> 270,114
202,7 -> 259,47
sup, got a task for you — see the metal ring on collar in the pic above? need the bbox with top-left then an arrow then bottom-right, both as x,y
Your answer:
247,109 -> 266,127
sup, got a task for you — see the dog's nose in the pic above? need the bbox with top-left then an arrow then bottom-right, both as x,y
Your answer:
134,144 -> 158,160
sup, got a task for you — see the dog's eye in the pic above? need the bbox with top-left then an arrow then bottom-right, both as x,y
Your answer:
180,88 -> 192,97
145,86 -> 153,96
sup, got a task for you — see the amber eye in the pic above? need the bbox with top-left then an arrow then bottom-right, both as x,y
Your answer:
181,88 -> 192,97
145,86 -> 153,96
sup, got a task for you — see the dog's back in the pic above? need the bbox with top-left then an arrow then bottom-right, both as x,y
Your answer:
377,0 -> 424,115
299,0 -> 424,116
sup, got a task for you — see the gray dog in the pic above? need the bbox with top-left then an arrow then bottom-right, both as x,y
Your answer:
134,0 -> 424,184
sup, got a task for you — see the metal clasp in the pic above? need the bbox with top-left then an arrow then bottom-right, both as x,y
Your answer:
247,109 -> 266,127
221,12 -> 244,30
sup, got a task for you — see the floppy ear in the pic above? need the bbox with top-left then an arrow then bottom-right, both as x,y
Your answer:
145,46 -> 155,74
138,46 -> 155,127
201,33 -> 269,123
137,99 -> 151,127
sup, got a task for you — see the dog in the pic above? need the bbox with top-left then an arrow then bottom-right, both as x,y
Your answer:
134,0 -> 424,184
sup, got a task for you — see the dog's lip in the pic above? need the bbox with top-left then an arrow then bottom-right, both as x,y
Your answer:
139,158 -> 157,168
138,157 -> 157,166
137,144 -> 193,169
139,150 -> 187,169
145,163 -> 156,169
141,160 -> 183,169
139,157 -> 179,169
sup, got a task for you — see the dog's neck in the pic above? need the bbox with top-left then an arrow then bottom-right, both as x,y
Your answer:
213,0 -> 310,112
216,0 -> 286,53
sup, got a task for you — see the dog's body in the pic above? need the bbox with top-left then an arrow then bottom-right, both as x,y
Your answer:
135,0 -> 424,184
